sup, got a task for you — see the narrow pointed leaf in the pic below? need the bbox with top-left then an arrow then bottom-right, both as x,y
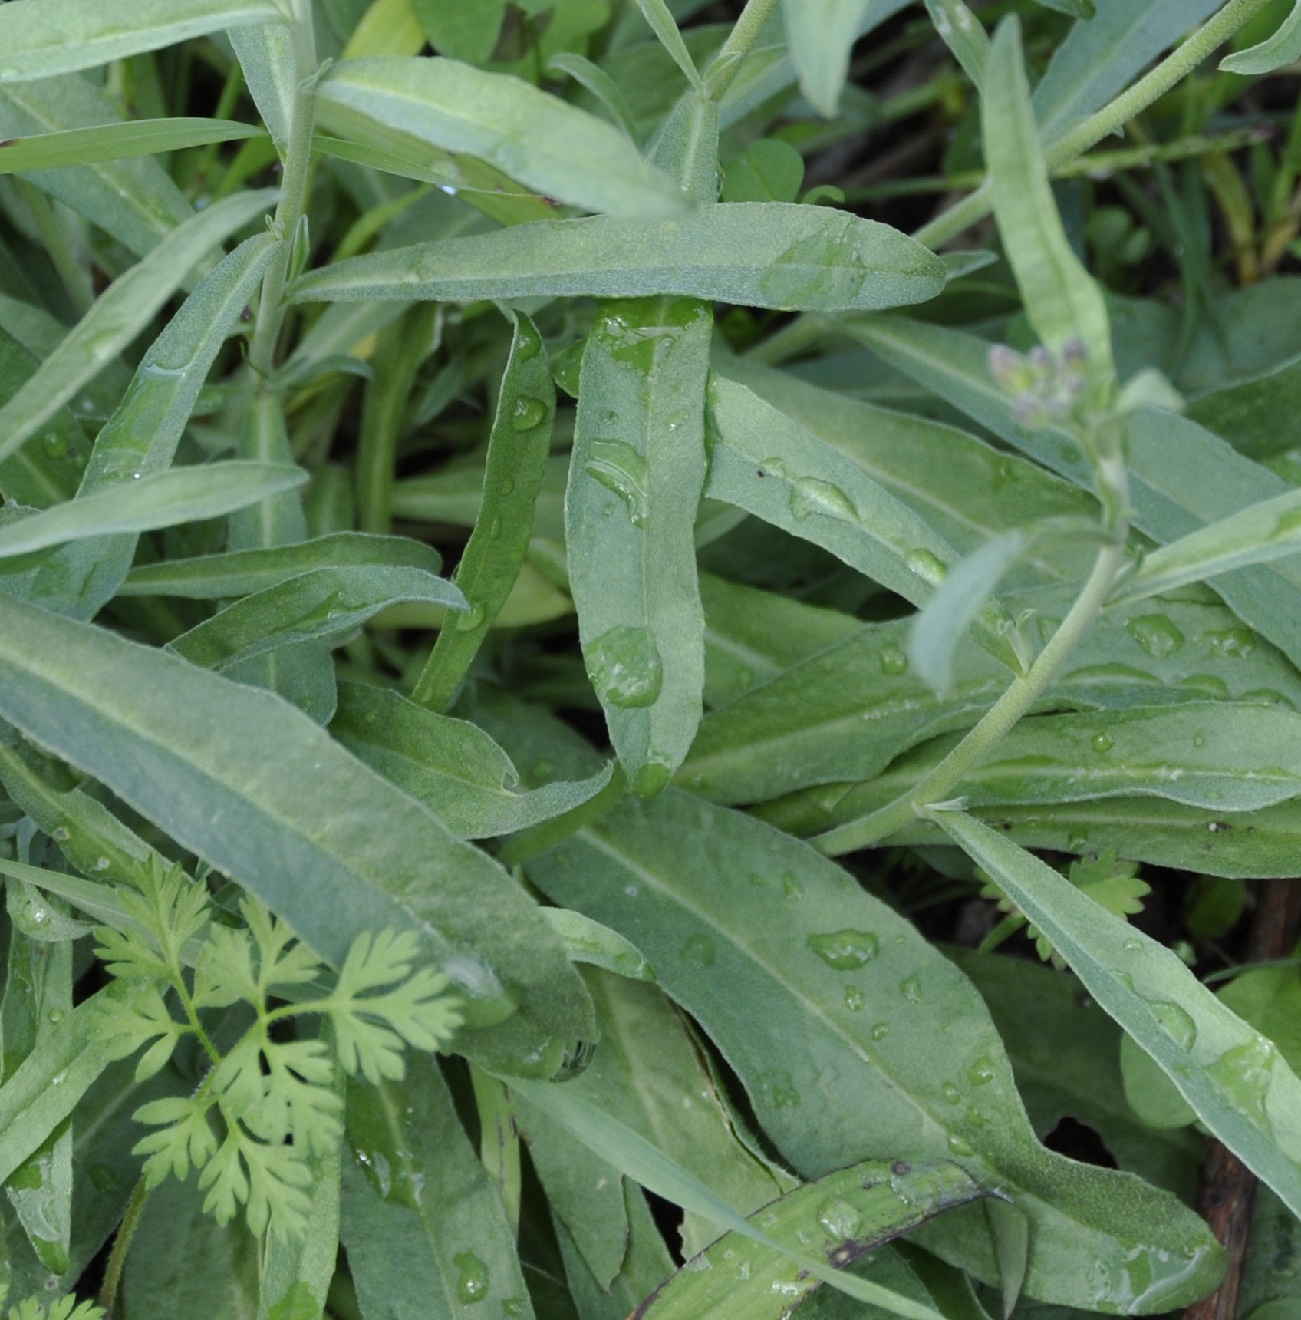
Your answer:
931,811 -> 1301,1222
315,56 -> 689,219
0,118 -> 262,172
166,564 -> 465,671
1220,0 -> 1301,75
289,203 -> 947,312
782,0 -> 873,118
0,0 -> 285,83
983,18 -> 1113,378
120,531 -> 443,598
0,591 -> 595,1060
924,0 -> 990,88
0,189 -> 277,464
1111,487 -> 1301,606
632,0 -> 702,90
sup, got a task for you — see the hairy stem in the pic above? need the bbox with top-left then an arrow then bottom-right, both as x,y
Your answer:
914,0 -> 1278,249
705,0 -> 783,100
98,1175 -> 151,1316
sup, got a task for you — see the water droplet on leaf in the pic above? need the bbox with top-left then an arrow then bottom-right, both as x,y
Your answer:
586,625 -> 663,708
789,478 -> 858,523
905,548 -> 948,585
844,985 -> 866,1012
1091,731 -> 1114,753
584,439 -> 648,526
512,395 -> 547,431
682,934 -> 716,967
1126,614 -> 1185,658
808,930 -> 880,970
879,642 -> 909,676
1147,1000 -> 1197,1051
454,1252 -> 490,1303
816,1196 -> 862,1239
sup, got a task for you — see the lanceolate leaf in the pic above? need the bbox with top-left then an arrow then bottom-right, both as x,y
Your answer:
0,118 -> 262,172
0,462 -> 306,558
0,0 -> 285,83
314,56 -> 689,220
1220,0 -> 1301,76
288,203 -> 947,312
27,232 -> 280,619
932,812 -> 1301,1222
0,591 -> 595,1067
0,188 -> 278,465
782,0 -> 874,118
525,791 -> 1224,1311
568,298 -> 711,797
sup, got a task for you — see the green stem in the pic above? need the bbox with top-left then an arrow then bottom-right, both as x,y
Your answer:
815,460 -> 1131,855
704,0 -> 783,100
247,0 -> 318,378
913,0 -> 1278,249
98,1175 -> 152,1316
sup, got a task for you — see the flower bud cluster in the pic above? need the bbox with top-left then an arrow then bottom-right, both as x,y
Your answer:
988,339 -> 1089,426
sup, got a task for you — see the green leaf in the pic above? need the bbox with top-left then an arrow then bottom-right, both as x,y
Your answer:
0,591 -> 595,1064
165,563 -> 466,671
983,18 -> 1113,384
0,462 -> 306,559
409,0 -> 508,65
721,138 -> 805,204
782,0 -> 873,119
0,991 -> 120,1188
525,791 -> 1224,1311
923,0 -> 989,88
931,811 -> 1301,1224
289,203 -> 947,311
25,232 -> 279,618
635,1160 -> 989,1320
1221,0 -> 1301,74
0,0 -> 285,83
568,298 -> 710,796
0,189 -> 276,468
1110,487 -> 1301,606
229,23 -> 296,155
341,1054 -> 537,1320
632,0 -> 702,91
0,327 -> 87,509
315,56 -> 688,219
0,118 -> 262,173
332,682 -> 615,839
1032,0 -> 1223,145
705,373 -> 1023,673
413,313 -> 555,710
120,531 -> 442,599
510,1075 -> 962,1320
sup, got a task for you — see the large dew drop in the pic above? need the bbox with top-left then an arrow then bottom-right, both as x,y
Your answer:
807,929 -> 880,970
586,625 -> 663,708
454,1251 -> 490,1304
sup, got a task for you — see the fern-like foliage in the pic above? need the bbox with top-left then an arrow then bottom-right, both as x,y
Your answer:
5,1299 -> 103,1320
95,857 -> 462,1238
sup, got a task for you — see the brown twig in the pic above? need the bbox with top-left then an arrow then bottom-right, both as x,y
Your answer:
1184,878 -> 1301,1320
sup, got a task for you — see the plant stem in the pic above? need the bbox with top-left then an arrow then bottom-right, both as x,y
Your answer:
914,0 -> 1279,249
705,0 -> 783,100
98,1175 -> 151,1316
247,0 -> 318,378
815,460 -> 1131,855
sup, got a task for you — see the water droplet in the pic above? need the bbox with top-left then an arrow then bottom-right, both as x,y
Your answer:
947,1133 -> 976,1157
789,478 -> 858,523
1147,1000 -> 1197,1051
816,1196 -> 862,1239
586,625 -> 663,709
1206,1037 -> 1277,1126
512,395 -> 548,431
93,856 -> 110,872
878,642 -> 909,676
781,873 -> 804,902
631,759 -> 670,799
487,515 -> 502,539
1179,673 -> 1231,697
941,1083 -> 961,1104
623,884 -> 638,897
905,548 -> 948,585
1193,732 -> 1206,748
50,827 -> 70,843
515,324 -> 542,361
900,975 -> 923,1003
968,1057 -> 996,1087
870,1022 -> 890,1041
1091,731 -> 1114,754
843,985 -> 866,1012
757,1070 -> 801,1109
454,602 -> 485,632
1126,614 -> 1185,658
39,432 -> 66,460
1203,627 -> 1257,659
1067,833 -> 1088,852
47,1009 -> 63,1025
682,934 -> 716,967
808,929 -> 880,970
454,1251 -> 490,1303
585,439 -> 648,526
503,1299 -> 524,1316
756,216 -> 867,309
50,1072 -> 66,1087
